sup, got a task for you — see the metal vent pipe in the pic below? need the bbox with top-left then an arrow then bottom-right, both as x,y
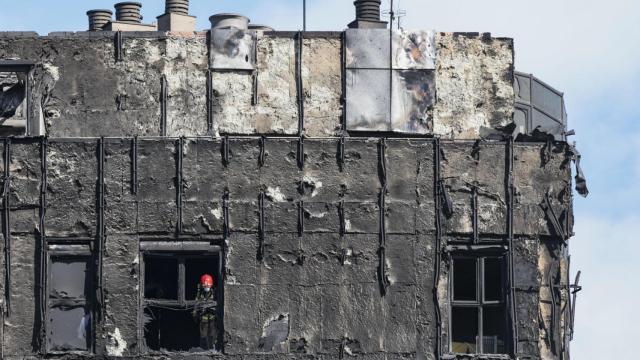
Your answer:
115,2 -> 143,23
354,0 -> 382,21
87,9 -> 113,31
165,0 -> 189,15
209,13 -> 250,30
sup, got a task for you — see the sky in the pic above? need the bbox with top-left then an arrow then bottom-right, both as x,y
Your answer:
1,0 -> 639,358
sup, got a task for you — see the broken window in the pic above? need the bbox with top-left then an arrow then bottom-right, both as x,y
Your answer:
141,247 -> 222,353
0,61 -> 33,136
47,255 -> 93,352
450,255 -> 508,355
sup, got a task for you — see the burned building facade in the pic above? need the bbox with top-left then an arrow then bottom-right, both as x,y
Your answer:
0,1 -> 586,359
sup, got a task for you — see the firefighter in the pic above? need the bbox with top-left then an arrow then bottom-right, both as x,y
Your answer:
192,273 -> 217,350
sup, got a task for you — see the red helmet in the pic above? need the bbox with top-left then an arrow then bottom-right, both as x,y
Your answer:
200,274 -> 214,287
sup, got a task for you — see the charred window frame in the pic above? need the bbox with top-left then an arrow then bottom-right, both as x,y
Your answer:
139,241 -> 223,354
449,249 -> 510,356
0,60 -> 34,135
45,243 -> 95,354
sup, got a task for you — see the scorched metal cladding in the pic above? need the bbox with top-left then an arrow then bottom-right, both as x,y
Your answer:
0,136 -> 578,359
0,2 -> 586,358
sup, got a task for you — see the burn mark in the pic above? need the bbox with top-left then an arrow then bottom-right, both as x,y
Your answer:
258,314 -> 290,352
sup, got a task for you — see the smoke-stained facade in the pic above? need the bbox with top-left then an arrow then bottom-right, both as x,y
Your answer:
0,8 -> 585,360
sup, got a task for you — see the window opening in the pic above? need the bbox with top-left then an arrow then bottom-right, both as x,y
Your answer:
144,256 -> 178,300
47,255 -> 93,352
142,251 -> 221,353
450,256 -> 508,355
0,61 -> 33,136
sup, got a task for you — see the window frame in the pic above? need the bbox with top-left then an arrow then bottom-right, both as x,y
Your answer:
448,251 -> 510,356
0,60 -> 35,135
45,244 -> 95,355
138,242 -> 223,355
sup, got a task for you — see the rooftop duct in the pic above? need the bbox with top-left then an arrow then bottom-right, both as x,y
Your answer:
87,9 -> 113,31
114,2 -> 143,24
209,13 -> 250,30
165,0 -> 189,15
157,0 -> 196,32
348,0 -> 388,29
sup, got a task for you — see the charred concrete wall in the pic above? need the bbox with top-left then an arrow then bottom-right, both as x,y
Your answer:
0,31 -> 512,139
0,137 -> 573,359
0,27 -> 578,360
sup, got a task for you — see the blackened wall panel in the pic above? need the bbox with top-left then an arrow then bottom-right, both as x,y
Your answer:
46,141 -> 98,237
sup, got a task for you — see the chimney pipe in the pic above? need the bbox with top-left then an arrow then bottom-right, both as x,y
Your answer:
87,9 -> 113,31
165,0 -> 189,15
114,2 -> 143,23
355,0 -> 382,21
348,0 -> 387,29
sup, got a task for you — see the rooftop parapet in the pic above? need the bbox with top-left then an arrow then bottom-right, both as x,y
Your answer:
0,30 -> 520,140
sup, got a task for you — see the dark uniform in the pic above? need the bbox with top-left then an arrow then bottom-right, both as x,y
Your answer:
192,286 -> 217,350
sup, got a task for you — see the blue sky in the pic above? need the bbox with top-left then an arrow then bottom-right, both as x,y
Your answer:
1,0 -> 639,358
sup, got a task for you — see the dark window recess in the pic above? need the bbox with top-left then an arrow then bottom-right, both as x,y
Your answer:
142,252 -> 222,353
453,258 -> 477,301
484,258 -> 503,302
451,307 -> 478,354
144,256 -> 179,300
450,256 -> 508,355
483,307 -> 507,354
0,70 -> 27,136
144,307 -> 201,352
47,256 -> 93,352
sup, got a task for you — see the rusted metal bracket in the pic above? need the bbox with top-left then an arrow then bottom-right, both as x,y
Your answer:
338,200 -> 346,237
340,31 -> 347,131
222,135 -> 230,166
258,191 -> 266,261
541,191 -> 567,241
160,75 -> 168,137
548,263 -> 560,355
338,135 -> 346,172
131,136 -> 138,195
259,136 -> 266,168
206,70 -> 214,134
568,143 -> 589,197
38,136 -> 48,347
176,137 -> 184,234
2,138 -> 12,317
472,186 -> 479,244
251,72 -> 259,106
378,188 -> 389,296
507,138 -> 519,356
378,138 -> 387,188
377,138 -> 389,296
115,31 -> 124,62
438,181 -> 453,218
570,271 -> 582,340
472,139 -> 481,162
433,138 -> 443,358
297,136 -> 305,170
338,199 -> 347,266
297,200 -> 304,237
97,137 -> 106,321
222,188 -> 230,239
296,31 -> 305,135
